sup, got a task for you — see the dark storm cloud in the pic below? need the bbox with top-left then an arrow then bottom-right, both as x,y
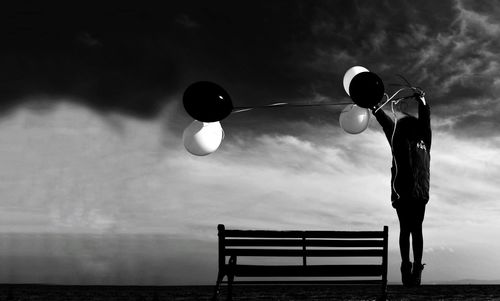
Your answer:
297,0 -> 500,137
0,2 -> 185,119
1,1 -> 499,137
175,14 -> 200,29
410,0 -> 500,137
300,1 -> 458,98
0,1 -> 315,121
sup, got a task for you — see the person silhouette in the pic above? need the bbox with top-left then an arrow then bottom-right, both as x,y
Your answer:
372,92 -> 431,287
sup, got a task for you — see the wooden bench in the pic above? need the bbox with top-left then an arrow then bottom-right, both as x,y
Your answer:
212,224 -> 388,301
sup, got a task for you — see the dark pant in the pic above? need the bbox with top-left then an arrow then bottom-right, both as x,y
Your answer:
396,201 -> 426,264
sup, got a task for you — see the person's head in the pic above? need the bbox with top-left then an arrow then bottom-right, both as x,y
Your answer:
396,114 -> 419,140
397,98 -> 419,117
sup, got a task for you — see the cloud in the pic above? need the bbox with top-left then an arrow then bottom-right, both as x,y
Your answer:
0,4 -> 188,119
2,0 -> 498,141
411,0 -> 500,93
454,0 -> 500,36
175,14 -> 200,29
370,30 -> 387,52
296,0 -> 500,139
1,98 -> 500,283
0,37 -> 180,119
0,102 -> 395,236
75,32 -> 103,48
1,2 -> 500,285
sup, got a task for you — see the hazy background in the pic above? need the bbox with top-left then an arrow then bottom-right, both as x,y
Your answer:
0,0 -> 499,285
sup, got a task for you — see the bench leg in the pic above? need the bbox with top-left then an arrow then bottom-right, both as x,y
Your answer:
377,280 -> 388,301
226,273 -> 234,301
211,272 -> 224,301
226,255 -> 237,301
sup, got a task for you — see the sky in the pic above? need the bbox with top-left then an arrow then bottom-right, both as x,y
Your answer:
0,0 -> 500,285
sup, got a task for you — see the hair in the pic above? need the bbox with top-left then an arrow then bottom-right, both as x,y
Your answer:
396,115 -> 419,140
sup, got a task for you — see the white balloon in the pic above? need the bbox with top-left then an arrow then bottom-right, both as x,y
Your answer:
183,120 -> 224,156
343,66 -> 369,96
339,104 -> 371,134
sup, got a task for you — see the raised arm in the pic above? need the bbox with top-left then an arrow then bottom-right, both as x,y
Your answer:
372,107 -> 395,145
417,96 -> 432,150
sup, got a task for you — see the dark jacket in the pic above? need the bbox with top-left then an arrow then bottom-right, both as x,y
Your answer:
373,100 -> 431,208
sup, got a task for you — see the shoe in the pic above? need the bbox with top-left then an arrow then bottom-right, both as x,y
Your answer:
400,261 -> 412,287
412,263 -> 426,286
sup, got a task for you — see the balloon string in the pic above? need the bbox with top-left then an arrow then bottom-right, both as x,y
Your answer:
390,100 -> 401,200
375,87 -> 414,113
232,102 -> 353,114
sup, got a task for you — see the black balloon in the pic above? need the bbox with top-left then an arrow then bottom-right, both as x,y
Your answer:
348,72 -> 385,109
183,81 -> 233,122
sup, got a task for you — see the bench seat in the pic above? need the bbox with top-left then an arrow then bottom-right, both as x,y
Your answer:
227,264 -> 383,277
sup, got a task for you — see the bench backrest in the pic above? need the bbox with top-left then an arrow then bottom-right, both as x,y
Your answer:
217,224 -> 388,279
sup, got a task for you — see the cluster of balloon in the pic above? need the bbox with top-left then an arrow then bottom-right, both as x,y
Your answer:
181,67 -> 385,155
340,66 -> 385,134
182,81 -> 233,156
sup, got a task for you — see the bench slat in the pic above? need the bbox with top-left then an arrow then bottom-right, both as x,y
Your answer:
227,264 -> 383,277
225,239 -> 384,248
223,230 -> 384,239
225,248 -> 383,257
